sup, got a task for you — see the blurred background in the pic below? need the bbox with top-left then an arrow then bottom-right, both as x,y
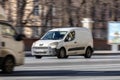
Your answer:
0,0 -> 120,51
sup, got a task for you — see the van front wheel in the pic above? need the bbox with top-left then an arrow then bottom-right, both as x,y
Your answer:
57,48 -> 68,59
84,48 -> 93,58
2,56 -> 15,73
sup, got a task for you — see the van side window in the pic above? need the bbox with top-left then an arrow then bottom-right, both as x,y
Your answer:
0,24 -> 15,37
65,31 -> 75,41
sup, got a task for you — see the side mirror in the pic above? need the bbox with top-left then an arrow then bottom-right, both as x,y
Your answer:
14,34 -> 25,41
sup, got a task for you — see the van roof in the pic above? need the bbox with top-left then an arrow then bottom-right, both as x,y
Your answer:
50,27 -> 88,31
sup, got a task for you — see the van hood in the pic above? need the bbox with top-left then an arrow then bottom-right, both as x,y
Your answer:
33,40 -> 61,47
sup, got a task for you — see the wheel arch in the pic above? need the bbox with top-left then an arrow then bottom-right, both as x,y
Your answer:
3,55 -> 16,64
59,47 -> 66,53
1,49 -> 17,64
86,46 -> 94,53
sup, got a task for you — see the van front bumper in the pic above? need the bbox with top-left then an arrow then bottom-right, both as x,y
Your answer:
32,47 -> 59,56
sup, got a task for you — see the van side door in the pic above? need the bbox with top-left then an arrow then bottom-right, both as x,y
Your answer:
64,31 -> 78,55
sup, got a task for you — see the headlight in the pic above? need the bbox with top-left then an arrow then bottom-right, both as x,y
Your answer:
49,42 -> 58,48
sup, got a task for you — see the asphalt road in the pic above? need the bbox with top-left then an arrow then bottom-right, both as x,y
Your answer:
1,55 -> 120,80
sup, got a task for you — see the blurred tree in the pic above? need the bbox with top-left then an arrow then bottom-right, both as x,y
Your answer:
16,0 -> 26,33
1,0 -> 120,38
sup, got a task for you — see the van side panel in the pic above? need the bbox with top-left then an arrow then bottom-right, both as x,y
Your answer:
75,29 -> 84,54
75,29 -> 93,54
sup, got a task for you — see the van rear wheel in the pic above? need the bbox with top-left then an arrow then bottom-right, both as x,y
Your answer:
57,48 -> 68,59
2,56 -> 15,73
84,47 -> 93,58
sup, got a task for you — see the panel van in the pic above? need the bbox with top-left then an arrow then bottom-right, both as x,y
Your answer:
31,27 -> 94,59
0,21 -> 24,73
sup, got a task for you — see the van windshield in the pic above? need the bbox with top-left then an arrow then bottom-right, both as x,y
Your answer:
41,31 -> 67,40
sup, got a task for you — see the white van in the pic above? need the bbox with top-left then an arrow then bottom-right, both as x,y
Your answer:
31,27 -> 94,59
0,21 -> 24,73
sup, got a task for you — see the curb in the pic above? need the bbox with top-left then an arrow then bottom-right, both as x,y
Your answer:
93,51 -> 120,55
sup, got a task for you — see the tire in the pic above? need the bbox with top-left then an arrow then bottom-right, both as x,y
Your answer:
35,55 -> 42,59
84,47 -> 93,58
2,56 -> 15,73
57,48 -> 68,59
